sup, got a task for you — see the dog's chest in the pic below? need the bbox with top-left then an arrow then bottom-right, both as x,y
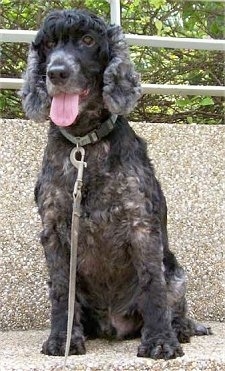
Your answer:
70,146 -> 146,301
76,212 -> 138,309
78,211 -> 131,276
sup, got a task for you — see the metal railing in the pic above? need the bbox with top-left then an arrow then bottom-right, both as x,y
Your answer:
0,0 -> 225,97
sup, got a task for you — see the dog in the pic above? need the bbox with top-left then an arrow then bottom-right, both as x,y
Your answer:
21,9 -> 210,358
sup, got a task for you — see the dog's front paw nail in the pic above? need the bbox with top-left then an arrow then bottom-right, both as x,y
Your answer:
41,335 -> 86,356
70,337 -> 86,355
137,339 -> 184,360
42,337 -> 61,356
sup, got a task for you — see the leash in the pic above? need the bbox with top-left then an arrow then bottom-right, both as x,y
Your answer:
63,146 -> 87,370
59,116 -> 117,369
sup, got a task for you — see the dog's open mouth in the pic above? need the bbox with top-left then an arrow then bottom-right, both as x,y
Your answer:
50,90 -> 89,127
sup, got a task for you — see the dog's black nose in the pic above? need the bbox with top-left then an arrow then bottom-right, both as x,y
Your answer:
47,65 -> 70,84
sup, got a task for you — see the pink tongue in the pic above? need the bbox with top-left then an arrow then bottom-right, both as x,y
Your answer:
50,93 -> 79,127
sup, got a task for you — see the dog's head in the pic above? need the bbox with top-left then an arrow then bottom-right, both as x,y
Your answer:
21,9 -> 142,126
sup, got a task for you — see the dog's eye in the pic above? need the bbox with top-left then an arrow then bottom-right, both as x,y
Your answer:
82,35 -> 95,46
46,41 -> 56,49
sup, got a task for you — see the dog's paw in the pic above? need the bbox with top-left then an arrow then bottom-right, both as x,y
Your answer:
172,318 -> 212,344
41,334 -> 86,356
137,334 -> 184,360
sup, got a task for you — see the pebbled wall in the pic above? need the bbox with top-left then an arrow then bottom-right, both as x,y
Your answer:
0,119 -> 224,330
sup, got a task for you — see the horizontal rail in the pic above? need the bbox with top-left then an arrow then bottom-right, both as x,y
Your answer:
1,29 -> 225,51
142,84 -> 225,97
125,35 -> 225,51
1,78 -> 224,97
0,30 -> 36,43
0,78 -> 23,90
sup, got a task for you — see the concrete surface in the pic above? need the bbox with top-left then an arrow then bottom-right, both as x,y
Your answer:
0,322 -> 224,370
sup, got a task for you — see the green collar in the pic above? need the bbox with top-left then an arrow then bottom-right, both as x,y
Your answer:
59,114 -> 118,146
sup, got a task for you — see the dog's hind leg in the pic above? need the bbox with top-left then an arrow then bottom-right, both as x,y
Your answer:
164,250 -> 212,343
171,297 -> 212,343
130,217 -> 184,360
160,195 -> 212,343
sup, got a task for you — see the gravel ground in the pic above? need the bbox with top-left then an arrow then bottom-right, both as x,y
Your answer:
0,322 -> 224,370
0,119 -> 224,332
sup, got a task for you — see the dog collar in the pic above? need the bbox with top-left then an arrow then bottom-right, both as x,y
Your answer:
59,114 -> 118,146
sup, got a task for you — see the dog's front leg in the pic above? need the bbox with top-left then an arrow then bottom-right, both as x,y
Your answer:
40,222 -> 85,356
131,222 -> 184,360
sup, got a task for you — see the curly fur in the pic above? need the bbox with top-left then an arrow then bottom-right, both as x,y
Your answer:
21,9 -> 210,358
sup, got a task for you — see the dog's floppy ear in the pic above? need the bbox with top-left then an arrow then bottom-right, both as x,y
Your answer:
20,40 -> 51,122
103,25 -> 142,115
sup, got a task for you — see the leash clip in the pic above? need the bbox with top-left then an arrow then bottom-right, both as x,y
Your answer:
70,146 -> 87,198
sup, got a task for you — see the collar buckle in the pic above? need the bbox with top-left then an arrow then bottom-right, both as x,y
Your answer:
89,131 -> 98,143
59,114 -> 118,146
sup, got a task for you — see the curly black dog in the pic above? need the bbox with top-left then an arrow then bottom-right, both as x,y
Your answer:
21,9 -> 210,358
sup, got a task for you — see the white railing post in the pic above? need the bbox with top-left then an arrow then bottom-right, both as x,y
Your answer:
108,0 -> 121,25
